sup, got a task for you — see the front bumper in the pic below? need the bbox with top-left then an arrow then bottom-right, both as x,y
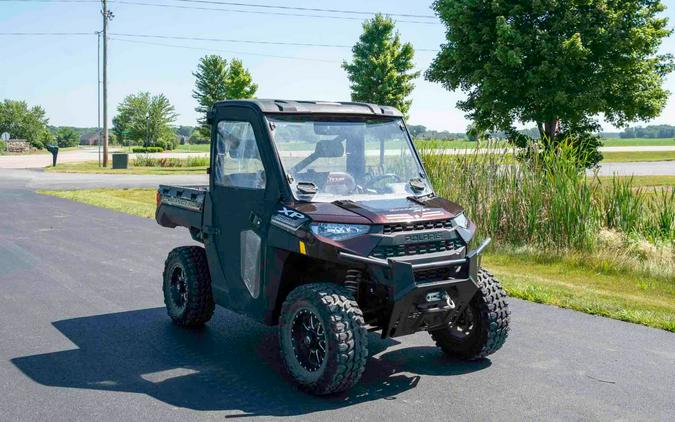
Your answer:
339,238 -> 491,338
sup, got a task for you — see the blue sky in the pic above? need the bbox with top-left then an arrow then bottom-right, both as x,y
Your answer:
1,0 -> 673,131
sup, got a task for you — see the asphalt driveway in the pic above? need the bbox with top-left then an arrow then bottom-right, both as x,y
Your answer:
0,183 -> 673,421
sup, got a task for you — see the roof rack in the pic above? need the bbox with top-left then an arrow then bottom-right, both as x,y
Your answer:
213,99 -> 403,117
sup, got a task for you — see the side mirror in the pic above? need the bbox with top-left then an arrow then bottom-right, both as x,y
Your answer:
314,139 -> 344,158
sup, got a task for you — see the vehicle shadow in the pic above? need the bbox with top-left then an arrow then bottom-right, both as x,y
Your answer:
11,307 -> 490,417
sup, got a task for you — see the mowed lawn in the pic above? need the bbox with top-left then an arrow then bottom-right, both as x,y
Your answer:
44,161 -> 207,175
38,187 -> 675,332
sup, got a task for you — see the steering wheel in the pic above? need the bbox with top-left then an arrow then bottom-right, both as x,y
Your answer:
364,173 -> 402,192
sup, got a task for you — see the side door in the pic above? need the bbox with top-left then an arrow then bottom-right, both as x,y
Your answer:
207,106 -> 275,316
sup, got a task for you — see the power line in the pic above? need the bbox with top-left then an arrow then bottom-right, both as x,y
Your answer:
0,31 -> 439,51
0,0 -> 438,19
111,37 -> 340,62
0,31 -> 95,35
109,1 -> 439,25
170,0 -> 437,19
0,0 -> 439,24
109,32 -> 439,51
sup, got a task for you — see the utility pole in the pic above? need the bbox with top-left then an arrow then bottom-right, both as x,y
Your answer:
101,1 -> 111,167
97,31 -> 101,167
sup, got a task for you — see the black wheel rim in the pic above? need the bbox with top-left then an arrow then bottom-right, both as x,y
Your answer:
170,266 -> 188,310
448,306 -> 476,340
290,308 -> 327,372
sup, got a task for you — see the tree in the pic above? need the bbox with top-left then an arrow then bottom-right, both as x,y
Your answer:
226,59 -> 258,99
407,124 -> 427,138
427,0 -> 674,166
55,127 -> 79,147
113,92 -> 178,149
192,55 -> 258,140
0,99 -> 53,148
343,14 -> 420,117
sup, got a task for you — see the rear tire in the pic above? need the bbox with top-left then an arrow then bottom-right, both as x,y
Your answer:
430,268 -> 510,359
279,283 -> 368,395
162,246 -> 215,327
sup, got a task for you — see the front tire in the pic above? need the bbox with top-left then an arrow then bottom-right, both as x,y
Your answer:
162,246 -> 215,327
430,269 -> 510,359
279,283 -> 368,395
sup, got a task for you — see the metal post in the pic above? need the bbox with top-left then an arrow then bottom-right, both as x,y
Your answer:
102,0 -> 109,167
97,31 -> 101,167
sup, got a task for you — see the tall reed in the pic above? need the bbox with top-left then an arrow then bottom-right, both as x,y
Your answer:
421,142 -> 673,251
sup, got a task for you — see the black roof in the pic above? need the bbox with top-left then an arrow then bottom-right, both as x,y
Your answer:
214,99 -> 403,117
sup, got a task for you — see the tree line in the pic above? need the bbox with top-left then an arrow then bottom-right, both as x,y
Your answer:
2,1 -> 672,164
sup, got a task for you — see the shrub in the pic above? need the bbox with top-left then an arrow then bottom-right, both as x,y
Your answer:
132,155 -> 208,168
131,146 -> 164,153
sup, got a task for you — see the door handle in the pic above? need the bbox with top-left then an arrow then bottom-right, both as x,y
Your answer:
249,212 -> 263,228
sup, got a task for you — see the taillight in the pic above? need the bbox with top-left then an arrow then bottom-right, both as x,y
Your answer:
155,191 -> 161,208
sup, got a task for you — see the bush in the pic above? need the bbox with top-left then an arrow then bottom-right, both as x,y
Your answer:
132,155 -> 208,168
131,146 -> 164,153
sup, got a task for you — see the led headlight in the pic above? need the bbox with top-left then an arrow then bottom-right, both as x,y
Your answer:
310,223 -> 369,241
453,213 -> 469,229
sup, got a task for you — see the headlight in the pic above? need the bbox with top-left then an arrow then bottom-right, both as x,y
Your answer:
310,223 -> 370,241
453,213 -> 469,229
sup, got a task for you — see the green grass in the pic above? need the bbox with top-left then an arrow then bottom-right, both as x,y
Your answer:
44,161 -> 207,175
601,150 -> 675,162
601,137 -> 675,147
39,188 -> 157,218
595,175 -> 675,188
485,249 -> 674,332
175,144 -> 211,152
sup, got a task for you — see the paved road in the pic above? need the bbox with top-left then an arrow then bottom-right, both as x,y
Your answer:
594,160 -> 675,176
0,168 -> 208,189
0,180 -> 673,421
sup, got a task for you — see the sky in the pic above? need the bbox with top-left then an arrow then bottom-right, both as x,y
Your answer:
0,0 -> 674,132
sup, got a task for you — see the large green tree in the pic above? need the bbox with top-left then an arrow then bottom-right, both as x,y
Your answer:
427,0 -> 673,156
0,99 -> 53,148
55,127 -> 80,147
192,55 -> 258,139
343,14 -> 420,117
113,92 -> 178,149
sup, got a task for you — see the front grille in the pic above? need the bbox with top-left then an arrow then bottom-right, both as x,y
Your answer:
414,267 -> 452,283
382,219 -> 453,234
371,238 -> 464,259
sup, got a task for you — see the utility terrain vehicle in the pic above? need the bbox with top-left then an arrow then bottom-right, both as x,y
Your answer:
156,99 -> 510,395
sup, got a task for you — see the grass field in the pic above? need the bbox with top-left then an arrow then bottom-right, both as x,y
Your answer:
40,188 -> 157,218
601,150 -> 675,162
595,175 -> 675,188
44,161 -> 207,175
38,185 -> 675,332
601,137 -> 675,147
485,249 -> 674,331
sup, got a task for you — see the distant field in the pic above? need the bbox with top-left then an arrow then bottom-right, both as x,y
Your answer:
601,150 -> 675,162
175,144 -> 210,152
601,138 -> 674,147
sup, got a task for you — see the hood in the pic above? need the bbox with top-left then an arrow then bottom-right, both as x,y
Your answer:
295,196 -> 463,224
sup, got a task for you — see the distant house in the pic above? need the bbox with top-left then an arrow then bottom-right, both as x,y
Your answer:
80,132 -> 100,145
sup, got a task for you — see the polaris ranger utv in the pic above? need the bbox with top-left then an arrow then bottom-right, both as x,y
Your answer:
156,99 -> 510,395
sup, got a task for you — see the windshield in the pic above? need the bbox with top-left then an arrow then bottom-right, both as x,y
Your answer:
268,115 -> 433,202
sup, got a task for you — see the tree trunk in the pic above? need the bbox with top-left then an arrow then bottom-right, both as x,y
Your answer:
537,122 -> 545,140
543,119 -> 560,143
